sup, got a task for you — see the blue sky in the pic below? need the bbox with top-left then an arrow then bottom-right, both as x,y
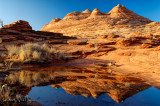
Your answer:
0,0 -> 160,30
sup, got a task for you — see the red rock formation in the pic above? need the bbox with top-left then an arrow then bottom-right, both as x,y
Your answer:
67,39 -> 88,45
109,4 -> 151,25
96,47 -> 116,53
116,40 -> 132,47
41,4 -> 154,38
24,37 -> 35,41
51,18 -> 61,23
82,9 -> 92,14
85,44 -> 95,48
2,20 -> 32,31
0,20 -> 76,42
90,8 -> 105,17
63,11 -> 91,20
48,40 -> 65,44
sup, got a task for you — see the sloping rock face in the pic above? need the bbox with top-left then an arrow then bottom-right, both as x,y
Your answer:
90,8 -> 106,17
2,20 -> 32,31
81,9 -> 92,14
0,20 -> 76,43
40,4 -> 159,38
108,4 -> 151,25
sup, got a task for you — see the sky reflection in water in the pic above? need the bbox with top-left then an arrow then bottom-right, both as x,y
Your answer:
28,85 -> 160,106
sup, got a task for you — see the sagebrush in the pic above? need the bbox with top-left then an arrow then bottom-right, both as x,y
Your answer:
6,43 -> 56,63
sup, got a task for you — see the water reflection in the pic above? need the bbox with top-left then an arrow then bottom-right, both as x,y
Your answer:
0,66 -> 152,105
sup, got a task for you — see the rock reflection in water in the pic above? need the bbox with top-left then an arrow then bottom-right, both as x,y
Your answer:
1,66 -> 151,103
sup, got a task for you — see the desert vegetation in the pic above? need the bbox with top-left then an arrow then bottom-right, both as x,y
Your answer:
0,83 -> 28,105
3,43 -> 70,64
5,43 -> 55,63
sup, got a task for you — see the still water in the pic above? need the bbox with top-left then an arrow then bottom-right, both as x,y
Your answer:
28,86 -> 160,106
0,66 -> 160,106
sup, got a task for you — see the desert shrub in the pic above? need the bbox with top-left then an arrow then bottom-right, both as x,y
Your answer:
4,61 -> 14,70
5,43 -> 56,63
0,53 -> 14,70
0,84 -> 13,103
0,83 -> 27,105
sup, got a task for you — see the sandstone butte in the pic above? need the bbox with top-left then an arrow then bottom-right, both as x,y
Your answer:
1,4 -> 160,102
41,4 -> 160,38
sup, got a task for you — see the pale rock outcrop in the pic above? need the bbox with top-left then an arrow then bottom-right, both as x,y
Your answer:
41,4 -> 156,38
90,8 -> 104,17
81,9 -> 92,14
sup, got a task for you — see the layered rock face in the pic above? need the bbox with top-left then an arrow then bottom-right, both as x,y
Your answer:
0,20 -> 75,44
2,20 -> 32,31
41,4 -> 159,38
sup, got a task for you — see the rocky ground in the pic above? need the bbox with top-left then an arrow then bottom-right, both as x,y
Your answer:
62,35 -> 160,89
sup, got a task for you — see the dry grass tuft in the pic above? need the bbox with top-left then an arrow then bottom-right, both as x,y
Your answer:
6,43 -> 56,63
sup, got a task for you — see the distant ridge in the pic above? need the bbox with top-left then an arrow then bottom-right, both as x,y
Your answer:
41,4 -> 160,38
